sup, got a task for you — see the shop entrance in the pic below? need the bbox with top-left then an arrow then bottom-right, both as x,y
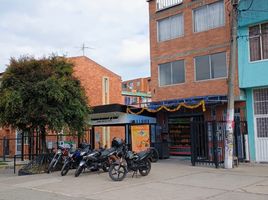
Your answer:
168,116 -> 203,156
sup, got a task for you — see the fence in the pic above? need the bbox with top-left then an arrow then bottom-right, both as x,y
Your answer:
0,134 -> 82,162
191,120 -> 248,168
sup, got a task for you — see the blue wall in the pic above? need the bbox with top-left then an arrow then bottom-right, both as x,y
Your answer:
238,0 -> 268,161
245,88 -> 256,161
238,0 -> 268,89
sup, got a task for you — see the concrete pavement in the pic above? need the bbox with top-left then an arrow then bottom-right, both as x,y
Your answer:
0,158 -> 268,200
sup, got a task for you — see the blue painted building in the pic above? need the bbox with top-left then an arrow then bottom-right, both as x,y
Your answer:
238,0 -> 268,162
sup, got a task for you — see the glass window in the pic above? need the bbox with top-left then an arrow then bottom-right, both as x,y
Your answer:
195,52 -> 227,81
159,60 -> 185,86
159,63 -> 172,86
172,60 -> 185,84
193,0 -> 224,32
211,52 -> 227,78
249,22 -> 268,61
158,14 -> 184,42
195,55 -> 210,81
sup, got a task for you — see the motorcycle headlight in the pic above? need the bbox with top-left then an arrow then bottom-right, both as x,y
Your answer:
57,150 -> 61,154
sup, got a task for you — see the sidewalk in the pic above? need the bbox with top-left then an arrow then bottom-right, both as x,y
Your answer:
0,158 -> 267,200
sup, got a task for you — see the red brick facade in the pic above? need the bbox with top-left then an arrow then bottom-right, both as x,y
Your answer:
70,56 -> 122,106
148,0 -> 240,101
122,77 -> 151,94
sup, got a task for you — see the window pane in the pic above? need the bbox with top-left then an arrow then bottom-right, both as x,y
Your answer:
159,63 -> 172,86
195,55 -> 210,80
194,6 -> 208,32
211,52 -> 227,78
158,18 -> 170,42
194,1 -> 224,32
256,118 -> 268,138
249,25 -> 260,37
172,60 -> 185,84
208,1 -> 225,29
250,37 -> 261,61
254,88 -> 268,115
158,14 -> 183,42
261,23 -> 268,59
170,14 -> 184,39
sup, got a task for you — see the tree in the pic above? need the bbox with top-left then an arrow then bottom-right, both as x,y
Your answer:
0,55 -> 91,153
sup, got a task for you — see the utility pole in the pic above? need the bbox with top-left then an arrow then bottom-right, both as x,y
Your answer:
225,0 -> 238,169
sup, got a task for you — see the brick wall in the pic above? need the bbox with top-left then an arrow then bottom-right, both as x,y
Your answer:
70,56 -> 122,106
122,77 -> 151,93
148,0 -> 240,102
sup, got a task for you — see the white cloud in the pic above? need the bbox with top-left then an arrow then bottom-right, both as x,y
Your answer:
0,0 -> 150,80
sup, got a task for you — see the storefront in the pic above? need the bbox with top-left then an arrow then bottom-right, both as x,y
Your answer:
89,104 -> 156,151
127,95 -> 235,157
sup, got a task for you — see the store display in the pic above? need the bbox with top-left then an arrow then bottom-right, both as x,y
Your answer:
168,117 -> 191,156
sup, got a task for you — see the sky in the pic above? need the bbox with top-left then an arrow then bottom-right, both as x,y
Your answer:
0,0 -> 150,81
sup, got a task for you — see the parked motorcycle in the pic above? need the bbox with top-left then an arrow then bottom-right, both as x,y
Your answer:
148,147 -> 159,163
60,143 -> 91,176
108,144 -> 152,181
47,145 -> 71,173
74,147 -> 118,177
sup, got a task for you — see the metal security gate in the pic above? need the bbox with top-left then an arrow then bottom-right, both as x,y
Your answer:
191,121 -> 247,168
254,88 -> 268,162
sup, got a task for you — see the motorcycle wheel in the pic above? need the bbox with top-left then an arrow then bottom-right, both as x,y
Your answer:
47,158 -> 56,173
75,165 -> 84,177
109,163 -> 127,181
61,162 -> 70,176
150,148 -> 159,163
139,159 -> 151,176
102,161 -> 110,172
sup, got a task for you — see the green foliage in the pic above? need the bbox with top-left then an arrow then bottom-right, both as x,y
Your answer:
0,55 -> 91,136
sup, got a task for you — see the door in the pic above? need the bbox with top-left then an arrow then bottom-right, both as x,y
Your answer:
16,131 -> 22,155
253,88 -> 268,162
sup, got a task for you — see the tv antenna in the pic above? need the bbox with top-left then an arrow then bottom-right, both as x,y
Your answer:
76,43 -> 94,56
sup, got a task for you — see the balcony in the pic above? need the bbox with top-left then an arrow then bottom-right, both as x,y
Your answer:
156,0 -> 183,11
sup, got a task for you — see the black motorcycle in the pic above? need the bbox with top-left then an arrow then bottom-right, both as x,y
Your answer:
74,147 -> 117,177
148,147 -> 159,163
108,145 -> 152,181
61,143 -> 91,176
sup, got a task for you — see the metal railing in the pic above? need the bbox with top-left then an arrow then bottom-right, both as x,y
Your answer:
156,0 -> 183,11
191,121 -> 248,168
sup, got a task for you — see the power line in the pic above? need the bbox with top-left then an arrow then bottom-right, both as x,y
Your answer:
239,0 -> 254,12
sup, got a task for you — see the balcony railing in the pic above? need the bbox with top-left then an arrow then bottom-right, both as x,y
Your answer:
156,0 -> 183,11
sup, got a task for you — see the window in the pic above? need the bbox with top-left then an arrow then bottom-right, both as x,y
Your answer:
159,60 -> 185,86
136,81 -> 140,87
195,52 -> 227,81
122,83 -> 127,89
254,88 -> 268,138
158,14 -> 184,42
103,77 -> 109,104
129,82 -> 133,89
156,0 -> 183,11
193,0 -> 224,32
249,22 -> 268,61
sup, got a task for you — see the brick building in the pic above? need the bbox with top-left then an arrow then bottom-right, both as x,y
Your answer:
122,77 -> 152,107
71,56 -> 124,149
0,56 -> 124,157
146,0 -> 245,156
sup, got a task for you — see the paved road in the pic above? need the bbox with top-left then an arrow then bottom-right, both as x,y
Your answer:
0,158 -> 268,200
